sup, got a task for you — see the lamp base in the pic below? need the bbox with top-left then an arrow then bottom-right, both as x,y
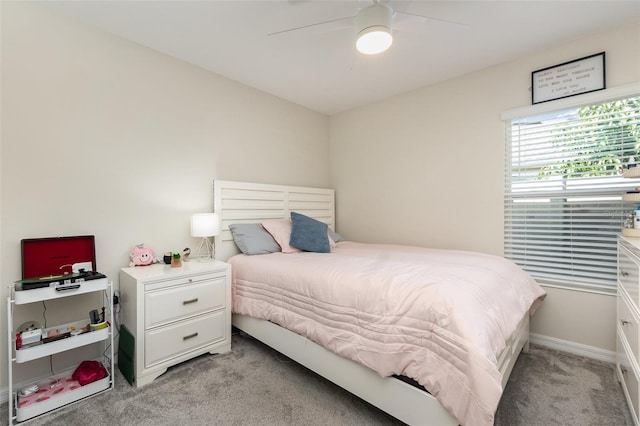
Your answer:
194,237 -> 215,261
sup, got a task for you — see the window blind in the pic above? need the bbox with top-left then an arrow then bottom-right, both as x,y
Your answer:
504,96 -> 640,293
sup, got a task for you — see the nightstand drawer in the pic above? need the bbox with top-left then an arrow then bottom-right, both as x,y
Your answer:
144,271 -> 225,292
145,278 -> 226,328
145,310 -> 226,367
620,245 -> 640,308
619,291 -> 640,364
618,333 -> 640,422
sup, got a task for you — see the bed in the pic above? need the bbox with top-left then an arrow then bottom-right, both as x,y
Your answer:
213,180 -> 546,426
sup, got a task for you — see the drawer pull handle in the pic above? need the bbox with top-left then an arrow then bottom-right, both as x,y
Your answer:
621,319 -> 630,326
188,278 -> 193,283
620,269 -> 629,277
183,298 -> 198,305
183,332 -> 198,341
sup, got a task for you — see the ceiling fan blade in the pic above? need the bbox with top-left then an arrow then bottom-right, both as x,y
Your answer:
393,10 -> 468,31
267,15 -> 354,36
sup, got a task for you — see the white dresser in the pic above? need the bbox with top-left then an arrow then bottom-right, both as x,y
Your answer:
119,261 -> 231,387
617,235 -> 640,425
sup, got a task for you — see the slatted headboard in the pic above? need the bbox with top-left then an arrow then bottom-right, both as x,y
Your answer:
213,180 -> 335,261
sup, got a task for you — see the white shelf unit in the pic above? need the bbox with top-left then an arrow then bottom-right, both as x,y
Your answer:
6,278 -> 114,424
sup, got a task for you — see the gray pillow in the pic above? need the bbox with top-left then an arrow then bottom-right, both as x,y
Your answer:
290,212 -> 330,253
229,223 -> 281,255
328,228 -> 344,243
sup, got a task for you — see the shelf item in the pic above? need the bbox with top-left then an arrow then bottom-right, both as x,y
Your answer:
624,168 -> 640,179
15,319 -> 109,363
119,261 -> 231,387
623,228 -> 640,238
7,278 -> 113,424
15,364 -> 110,423
622,170 -> 640,239
623,193 -> 640,204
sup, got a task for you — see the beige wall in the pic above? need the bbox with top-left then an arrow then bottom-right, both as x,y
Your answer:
329,20 -> 640,352
0,2 -> 329,388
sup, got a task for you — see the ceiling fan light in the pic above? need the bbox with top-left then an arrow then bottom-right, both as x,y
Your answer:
356,26 -> 393,55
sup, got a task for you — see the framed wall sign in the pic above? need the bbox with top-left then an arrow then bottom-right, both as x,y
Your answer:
531,52 -> 605,104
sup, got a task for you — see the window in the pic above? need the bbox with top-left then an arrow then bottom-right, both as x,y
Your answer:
504,93 -> 640,294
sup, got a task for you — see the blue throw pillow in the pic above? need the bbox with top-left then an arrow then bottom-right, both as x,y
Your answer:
290,212 -> 330,253
229,223 -> 281,255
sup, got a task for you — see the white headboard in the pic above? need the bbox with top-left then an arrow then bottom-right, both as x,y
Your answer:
213,180 -> 335,261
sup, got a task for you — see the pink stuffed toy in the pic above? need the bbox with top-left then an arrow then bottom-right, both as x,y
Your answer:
129,244 -> 158,267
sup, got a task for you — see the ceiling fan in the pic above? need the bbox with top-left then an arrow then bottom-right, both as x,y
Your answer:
268,0 -> 467,55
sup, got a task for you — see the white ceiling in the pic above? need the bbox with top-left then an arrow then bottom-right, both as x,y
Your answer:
42,1 -> 640,115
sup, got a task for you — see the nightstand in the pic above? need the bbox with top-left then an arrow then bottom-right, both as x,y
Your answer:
119,261 -> 231,387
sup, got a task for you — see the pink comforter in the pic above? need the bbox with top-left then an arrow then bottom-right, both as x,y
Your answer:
230,242 -> 546,425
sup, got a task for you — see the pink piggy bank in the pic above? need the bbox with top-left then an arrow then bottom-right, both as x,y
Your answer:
129,244 -> 157,267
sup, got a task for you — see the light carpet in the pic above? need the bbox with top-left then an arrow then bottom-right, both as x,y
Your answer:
0,333 -> 633,425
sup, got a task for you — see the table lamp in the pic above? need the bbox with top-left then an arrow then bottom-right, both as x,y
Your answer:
190,213 -> 220,261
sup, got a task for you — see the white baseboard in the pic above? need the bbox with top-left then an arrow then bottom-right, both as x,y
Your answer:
530,333 -> 616,364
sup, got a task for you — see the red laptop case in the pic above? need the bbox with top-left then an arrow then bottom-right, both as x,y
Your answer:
21,235 -> 97,279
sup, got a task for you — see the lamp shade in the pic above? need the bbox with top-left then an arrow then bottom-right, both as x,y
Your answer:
355,4 -> 393,55
356,27 -> 392,55
190,213 -> 221,237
